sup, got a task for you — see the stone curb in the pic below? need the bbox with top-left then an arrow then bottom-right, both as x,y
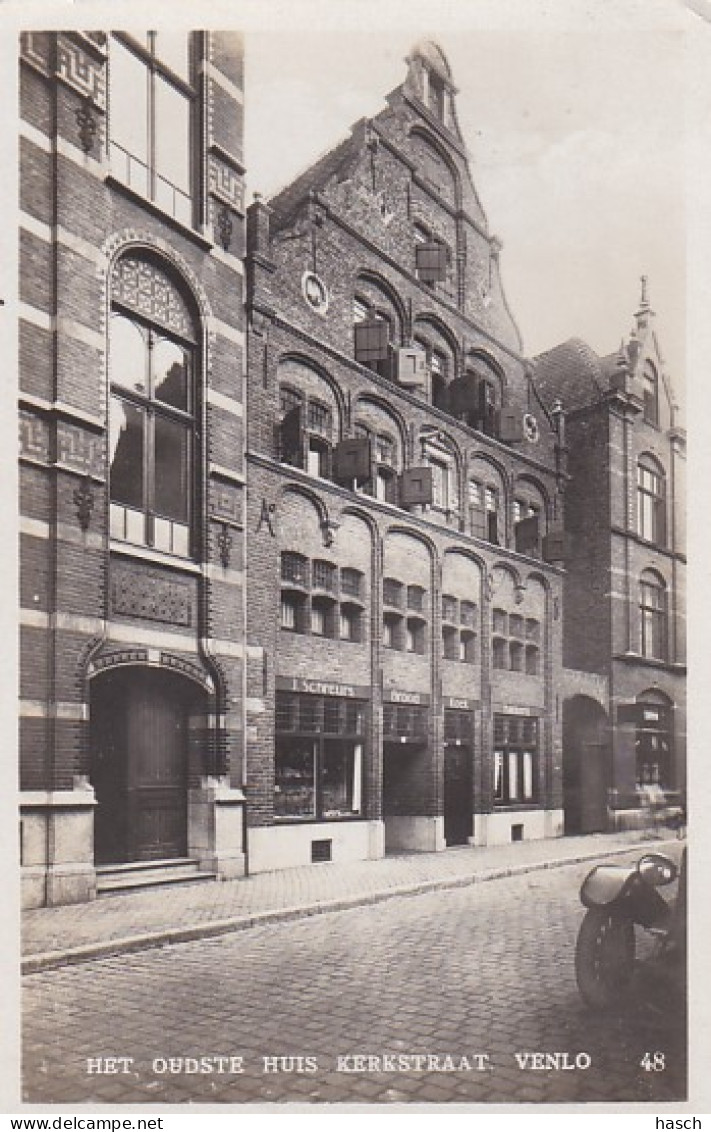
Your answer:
22,839 -> 673,976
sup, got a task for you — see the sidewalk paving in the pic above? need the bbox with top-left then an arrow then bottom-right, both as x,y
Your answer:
22,828 -> 678,974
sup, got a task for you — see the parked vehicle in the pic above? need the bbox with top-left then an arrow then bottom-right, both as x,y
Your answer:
575,846 -> 686,1010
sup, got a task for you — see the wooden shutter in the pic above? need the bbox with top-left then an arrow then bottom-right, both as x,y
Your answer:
416,241 -> 448,282
399,466 -> 433,506
354,319 -> 389,362
542,527 -> 567,562
333,437 -> 372,485
515,514 -> 540,556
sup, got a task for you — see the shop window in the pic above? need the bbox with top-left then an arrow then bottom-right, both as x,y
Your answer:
383,703 -> 428,740
444,709 -> 474,745
109,307 -> 195,557
275,693 -> 365,820
640,571 -> 667,660
493,716 -> 538,804
637,456 -> 667,545
110,34 -> 194,226
642,363 -> 659,427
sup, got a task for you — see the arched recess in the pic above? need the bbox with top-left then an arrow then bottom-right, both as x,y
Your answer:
562,695 -> 610,834
354,271 -> 407,344
89,663 -> 211,865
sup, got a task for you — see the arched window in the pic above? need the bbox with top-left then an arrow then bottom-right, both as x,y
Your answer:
637,455 -> 666,545
639,570 -> 667,660
642,362 -> 659,427
109,255 -> 199,557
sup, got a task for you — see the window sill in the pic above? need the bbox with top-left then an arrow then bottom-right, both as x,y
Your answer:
105,173 -> 214,250
272,815 -> 364,825
110,539 -> 201,575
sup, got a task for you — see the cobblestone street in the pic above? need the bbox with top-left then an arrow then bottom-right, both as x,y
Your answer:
22,858 -> 686,1106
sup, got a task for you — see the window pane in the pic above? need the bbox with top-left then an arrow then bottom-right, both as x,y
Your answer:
321,740 -> 361,816
110,397 -> 144,510
274,741 -> 316,818
508,752 -> 519,800
110,40 -> 149,186
522,751 -> 534,799
110,315 -> 147,395
153,31 -> 191,81
155,77 -> 191,198
152,337 -> 190,410
154,415 -> 189,522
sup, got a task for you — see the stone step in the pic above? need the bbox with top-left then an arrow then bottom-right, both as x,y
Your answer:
96,858 -> 216,896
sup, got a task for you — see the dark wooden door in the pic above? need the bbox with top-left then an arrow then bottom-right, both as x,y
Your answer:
444,745 -> 473,846
125,672 -> 188,861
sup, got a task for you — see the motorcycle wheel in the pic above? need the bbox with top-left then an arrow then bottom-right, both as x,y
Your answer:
575,908 -> 636,1010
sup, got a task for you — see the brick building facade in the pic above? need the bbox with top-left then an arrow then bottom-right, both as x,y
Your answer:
19,35 -> 685,904
19,31 -> 247,907
535,286 -> 686,833
244,42 -> 569,872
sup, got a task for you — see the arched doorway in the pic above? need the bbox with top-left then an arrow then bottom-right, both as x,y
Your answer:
90,666 -> 205,865
562,696 -> 610,835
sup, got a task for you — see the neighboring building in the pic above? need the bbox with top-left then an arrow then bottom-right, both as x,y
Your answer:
244,43 -> 569,872
534,283 -> 686,833
19,31 -> 247,907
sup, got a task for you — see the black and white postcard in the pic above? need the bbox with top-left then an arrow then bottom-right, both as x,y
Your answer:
4,0 -> 709,1118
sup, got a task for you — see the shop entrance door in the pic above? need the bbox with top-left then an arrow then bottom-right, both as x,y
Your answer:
91,668 -> 189,864
444,744 -> 473,845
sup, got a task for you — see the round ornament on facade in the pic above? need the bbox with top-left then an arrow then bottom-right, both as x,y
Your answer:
301,272 -> 329,315
523,412 -> 540,443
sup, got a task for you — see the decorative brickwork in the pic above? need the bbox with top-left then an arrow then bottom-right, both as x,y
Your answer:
110,561 -> 193,626
111,254 -> 197,341
55,35 -> 106,110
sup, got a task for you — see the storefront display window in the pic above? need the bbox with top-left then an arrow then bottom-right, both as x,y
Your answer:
275,693 -> 366,820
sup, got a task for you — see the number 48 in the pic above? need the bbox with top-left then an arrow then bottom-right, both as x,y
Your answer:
640,1052 -> 666,1072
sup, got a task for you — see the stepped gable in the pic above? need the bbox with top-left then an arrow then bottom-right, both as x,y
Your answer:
268,130 -> 362,234
532,338 -> 606,413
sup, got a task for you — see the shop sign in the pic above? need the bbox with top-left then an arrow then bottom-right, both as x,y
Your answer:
384,689 -> 431,705
444,696 -> 479,711
276,675 -> 369,700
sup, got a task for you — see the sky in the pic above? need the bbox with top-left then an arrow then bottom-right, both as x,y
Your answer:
243,11 -> 691,395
